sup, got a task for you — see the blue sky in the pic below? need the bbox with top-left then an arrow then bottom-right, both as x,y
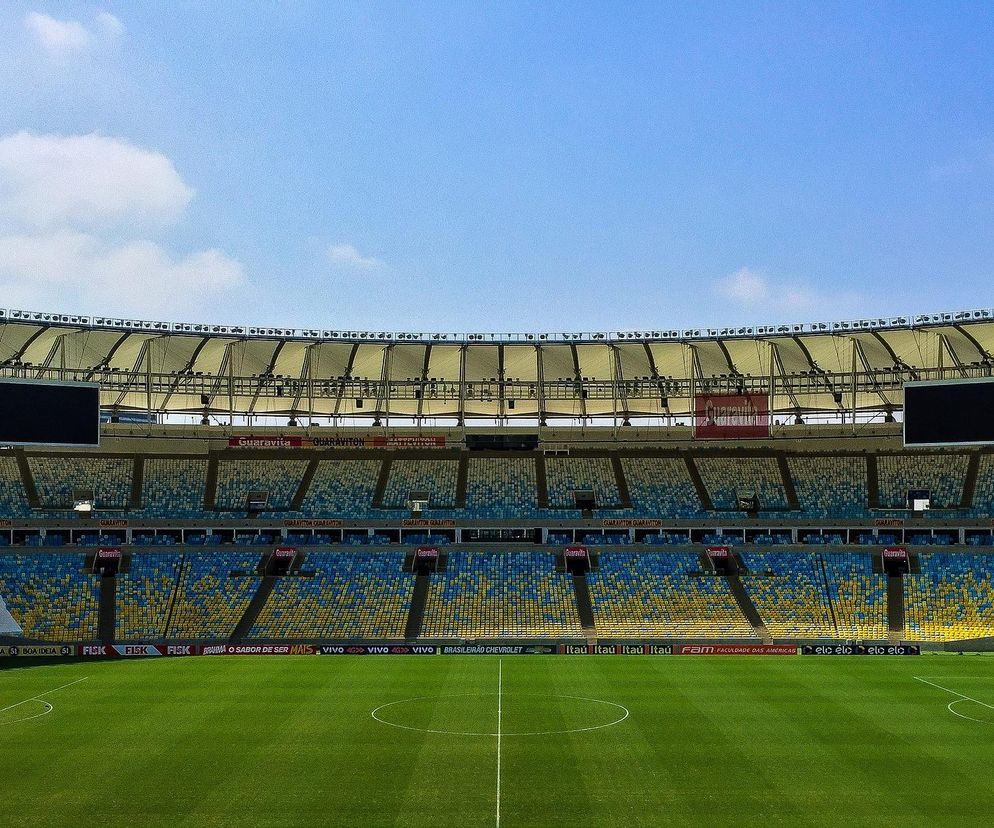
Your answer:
1,2 -> 993,332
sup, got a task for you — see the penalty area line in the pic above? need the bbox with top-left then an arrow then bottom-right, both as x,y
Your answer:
0,675 -> 90,715
914,676 -> 994,724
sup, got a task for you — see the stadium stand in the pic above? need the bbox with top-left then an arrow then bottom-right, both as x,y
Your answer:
465,457 -> 539,517
696,456 -> 789,510
0,553 -> 99,640
421,551 -> 583,638
877,453 -> 968,509
381,459 -> 459,509
298,459 -> 381,516
741,552 -> 836,638
822,553 -> 888,640
545,457 -> 619,509
788,455 -> 868,518
215,458 -> 308,510
587,552 -> 756,639
142,458 -> 208,517
252,551 -> 412,639
0,456 -> 31,517
621,457 -> 702,517
969,455 -> 994,516
167,552 -> 261,639
116,553 -> 182,640
29,456 -> 132,509
904,553 -> 994,641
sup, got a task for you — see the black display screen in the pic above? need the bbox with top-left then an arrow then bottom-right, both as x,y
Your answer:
0,380 -> 100,446
904,380 -> 994,446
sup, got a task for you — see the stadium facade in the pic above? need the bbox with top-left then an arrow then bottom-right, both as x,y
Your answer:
1,307 -> 994,656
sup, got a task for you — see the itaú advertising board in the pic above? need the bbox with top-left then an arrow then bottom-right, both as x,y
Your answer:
693,393 -> 770,440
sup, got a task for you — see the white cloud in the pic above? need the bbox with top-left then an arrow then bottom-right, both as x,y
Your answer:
23,11 -> 123,55
715,266 -> 862,318
327,243 -> 384,271
0,230 -> 244,317
717,267 -> 773,305
0,132 -> 193,231
24,12 -> 90,52
95,12 -> 124,38
0,131 -> 248,319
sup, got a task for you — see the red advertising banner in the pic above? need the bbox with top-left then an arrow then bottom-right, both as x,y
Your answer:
272,547 -> 297,559
415,546 -> 440,559
706,546 -> 730,558
874,518 -> 904,528
693,393 -> 770,440
77,644 -> 195,656
228,436 -> 305,448
678,644 -> 797,656
96,547 -> 122,559
882,546 -> 908,560
564,546 -> 588,559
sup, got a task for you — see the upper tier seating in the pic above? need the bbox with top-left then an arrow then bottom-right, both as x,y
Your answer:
587,552 -> 756,639
877,453 -> 968,509
29,456 -> 132,509
382,459 -> 459,509
0,457 -> 31,517
621,457 -> 702,517
904,553 -> 994,641
545,457 -> 619,509
788,455 -> 868,518
465,457 -> 539,518
0,553 -> 98,640
251,551 -> 412,639
142,458 -> 208,517
969,455 -> 994,516
421,551 -> 583,638
215,458 -> 308,510
696,456 -> 788,510
298,459 -> 381,516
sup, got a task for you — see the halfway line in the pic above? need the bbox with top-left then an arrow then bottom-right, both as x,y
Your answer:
496,658 -> 503,828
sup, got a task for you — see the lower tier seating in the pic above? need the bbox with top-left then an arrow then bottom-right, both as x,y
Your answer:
251,551 -> 412,639
0,553 -> 99,640
588,552 -> 756,639
741,552 -> 836,638
421,551 -> 583,638
904,553 -> 994,641
165,552 -> 261,639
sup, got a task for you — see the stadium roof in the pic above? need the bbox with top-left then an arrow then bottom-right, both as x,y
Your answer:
1,307 -> 993,420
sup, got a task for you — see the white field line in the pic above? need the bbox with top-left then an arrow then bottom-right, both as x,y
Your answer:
370,692 -> 629,737
914,676 -> 994,724
496,658 -> 503,828
0,676 -> 88,725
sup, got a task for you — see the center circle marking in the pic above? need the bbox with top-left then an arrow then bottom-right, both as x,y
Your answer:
371,692 -> 629,736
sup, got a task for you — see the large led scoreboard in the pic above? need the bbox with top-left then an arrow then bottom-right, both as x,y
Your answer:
0,378 -> 100,446
904,378 -> 994,447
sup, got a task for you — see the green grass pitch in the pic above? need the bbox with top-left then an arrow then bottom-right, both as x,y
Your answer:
3,654 -> 994,826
